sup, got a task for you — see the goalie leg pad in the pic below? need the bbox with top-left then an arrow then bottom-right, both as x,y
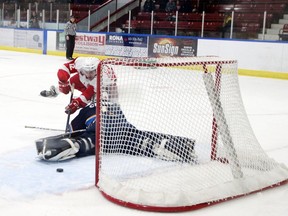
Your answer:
74,133 -> 95,157
100,102 -> 198,163
149,134 -> 197,164
102,126 -> 197,164
36,137 -> 80,161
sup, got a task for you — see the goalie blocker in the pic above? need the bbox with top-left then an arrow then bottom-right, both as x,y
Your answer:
36,103 -> 197,163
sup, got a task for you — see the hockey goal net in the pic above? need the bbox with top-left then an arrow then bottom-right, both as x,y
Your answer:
95,56 -> 288,211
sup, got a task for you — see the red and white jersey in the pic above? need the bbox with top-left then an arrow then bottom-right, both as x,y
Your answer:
57,58 -> 78,83
57,58 -> 117,107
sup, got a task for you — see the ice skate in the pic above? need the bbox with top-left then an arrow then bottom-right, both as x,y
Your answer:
40,85 -> 58,97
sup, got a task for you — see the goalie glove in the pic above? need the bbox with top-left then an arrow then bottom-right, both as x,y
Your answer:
58,80 -> 71,94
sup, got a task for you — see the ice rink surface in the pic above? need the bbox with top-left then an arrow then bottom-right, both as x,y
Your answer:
0,50 -> 287,216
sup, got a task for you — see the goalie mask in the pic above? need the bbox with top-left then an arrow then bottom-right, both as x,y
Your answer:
75,57 -> 100,81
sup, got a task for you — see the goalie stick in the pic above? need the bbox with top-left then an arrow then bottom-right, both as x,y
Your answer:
25,125 -> 65,132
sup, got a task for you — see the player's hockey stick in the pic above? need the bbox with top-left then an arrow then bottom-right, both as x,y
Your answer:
65,84 -> 75,133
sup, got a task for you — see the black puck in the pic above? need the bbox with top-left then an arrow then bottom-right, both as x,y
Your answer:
56,168 -> 64,173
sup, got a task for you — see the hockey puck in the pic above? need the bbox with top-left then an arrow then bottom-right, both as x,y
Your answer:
56,168 -> 64,173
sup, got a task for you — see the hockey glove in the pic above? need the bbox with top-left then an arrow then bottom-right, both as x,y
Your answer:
65,99 -> 80,114
58,81 -> 71,94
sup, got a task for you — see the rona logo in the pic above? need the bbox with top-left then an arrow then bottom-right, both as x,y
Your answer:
76,35 -> 105,45
109,35 -> 123,41
153,43 -> 179,56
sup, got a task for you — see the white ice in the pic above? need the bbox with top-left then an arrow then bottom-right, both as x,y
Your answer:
0,50 -> 287,216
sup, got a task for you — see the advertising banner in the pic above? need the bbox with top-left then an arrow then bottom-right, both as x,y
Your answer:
56,32 -> 106,55
148,37 -> 197,57
14,29 -> 43,49
75,32 -> 105,55
0,28 -> 14,47
56,31 -> 66,50
105,34 -> 148,57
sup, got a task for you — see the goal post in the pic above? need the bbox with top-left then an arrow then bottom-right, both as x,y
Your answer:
95,56 -> 288,212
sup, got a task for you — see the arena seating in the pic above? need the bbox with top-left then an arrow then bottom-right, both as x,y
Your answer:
206,3 -> 287,13
128,1 -> 287,38
136,12 -> 225,22
125,19 -> 222,34
70,4 -> 100,13
6,0 -> 287,39
12,1 -> 101,22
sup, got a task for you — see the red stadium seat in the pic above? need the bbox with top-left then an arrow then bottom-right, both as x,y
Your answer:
154,21 -> 173,29
204,13 -> 225,22
179,13 -> 202,22
204,22 -> 222,31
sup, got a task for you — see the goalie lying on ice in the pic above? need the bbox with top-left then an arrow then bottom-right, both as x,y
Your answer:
36,103 -> 197,163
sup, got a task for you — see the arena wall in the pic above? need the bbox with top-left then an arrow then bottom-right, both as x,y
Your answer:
0,27 -> 287,79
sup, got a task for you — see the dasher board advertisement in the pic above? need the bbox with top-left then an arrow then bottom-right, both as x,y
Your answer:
56,32 -> 105,55
105,34 -> 148,57
148,37 -> 197,57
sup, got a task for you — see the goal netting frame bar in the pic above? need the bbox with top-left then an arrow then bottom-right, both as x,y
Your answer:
95,56 -> 288,212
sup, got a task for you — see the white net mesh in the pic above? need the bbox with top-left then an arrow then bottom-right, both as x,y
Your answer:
96,56 -> 288,210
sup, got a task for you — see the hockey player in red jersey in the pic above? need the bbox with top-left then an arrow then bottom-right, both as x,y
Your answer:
37,59 -> 196,162
40,57 -> 118,114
